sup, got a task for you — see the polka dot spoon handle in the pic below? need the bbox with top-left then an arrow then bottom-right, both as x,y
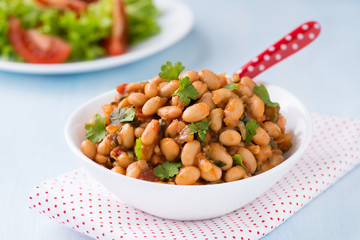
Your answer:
234,21 -> 321,78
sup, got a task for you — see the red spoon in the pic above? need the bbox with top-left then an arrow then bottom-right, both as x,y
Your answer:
234,21 -> 321,78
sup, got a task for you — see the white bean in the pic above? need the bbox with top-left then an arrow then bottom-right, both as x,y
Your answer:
209,143 -> 233,171
160,138 -> 180,161
219,129 -> 241,146
181,140 -> 201,166
182,102 -> 210,122
175,166 -> 200,185
198,69 -> 221,90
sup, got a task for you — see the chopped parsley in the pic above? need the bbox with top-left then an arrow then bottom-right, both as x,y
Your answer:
134,137 -> 142,160
188,120 -> 210,141
232,154 -> 248,171
244,120 -> 259,143
173,76 -> 199,104
224,83 -> 238,91
253,84 -> 279,108
110,107 -> 135,125
154,161 -> 182,181
214,160 -> 227,167
159,119 -> 167,136
85,114 -> 107,144
158,61 -> 185,81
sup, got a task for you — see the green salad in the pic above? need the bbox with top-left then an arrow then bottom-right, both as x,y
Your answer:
0,0 -> 160,63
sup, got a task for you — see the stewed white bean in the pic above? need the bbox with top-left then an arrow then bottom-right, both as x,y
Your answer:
160,138 -> 180,161
263,121 -> 281,139
111,166 -> 125,175
180,70 -> 199,82
199,92 -> 216,111
249,95 -> 264,121
128,92 -> 148,107
209,143 -> 233,171
192,81 -> 208,98
81,140 -> 97,160
252,127 -> 270,146
200,163 -> 222,182
115,152 -> 132,168
224,166 -> 247,182
142,96 -> 167,116
144,81 -> 158,98
198,69 -> 221,90
118,123 -> 134,149
212,88 -> 232,105
223,97 -> 244,127
157,106 -> 182,119
158,80 -> 180,98
134,127 -> 144,138
141,119 -> 159,145
97,136 -> 112,155
126,160 -> 149,178
175,166 -> 200,185
237,147 -> 257,174
181,140 -> 201,166
219,129 -> 241,146
210,108 -> 223,133
182,102 -> 210,122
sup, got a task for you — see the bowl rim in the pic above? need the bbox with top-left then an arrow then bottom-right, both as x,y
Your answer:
64,81 -> 313,189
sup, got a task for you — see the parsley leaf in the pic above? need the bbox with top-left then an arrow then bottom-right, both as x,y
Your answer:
232,154 -> 249,171
154,161 -> 182,181
134,137 -> 142,160
224,83 -> 238,91
85,114 -> 107,144
245,120 -> 259,143
110,107 -> 135,125
188,120 -> 210,141
159,61 -> 185,81
173,76 -> 199,104
214,160 -> 227,167
253,84 -> 279,107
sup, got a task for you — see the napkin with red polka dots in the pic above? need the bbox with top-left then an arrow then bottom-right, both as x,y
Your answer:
28,114 -> 360,240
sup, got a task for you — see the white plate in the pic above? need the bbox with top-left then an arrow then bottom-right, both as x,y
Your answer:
0,0 -> 194,75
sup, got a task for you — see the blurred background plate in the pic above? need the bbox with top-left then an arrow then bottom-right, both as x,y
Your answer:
0,0 -> 194,75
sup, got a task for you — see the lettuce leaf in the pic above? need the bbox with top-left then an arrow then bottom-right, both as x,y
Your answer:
124,0 -> 161,44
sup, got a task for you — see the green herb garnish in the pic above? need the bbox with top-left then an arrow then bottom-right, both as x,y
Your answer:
134,137 -> 142,160
224,83 -> 238,91
110,107 -> 135,125
188,120 -> 210,141
154,161 -> 182,181
232,154 -> 248,171
173,76 -> 199,104
85,114 -> 107,143
253,84 -> 279,108
214,160 -> 227,167
158,61 -> 185,81
244,120 -> 259,143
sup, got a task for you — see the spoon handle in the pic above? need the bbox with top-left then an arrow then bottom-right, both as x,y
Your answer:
234,21 -> 321,79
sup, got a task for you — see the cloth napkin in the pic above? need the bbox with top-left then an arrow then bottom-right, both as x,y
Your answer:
28,114 -> 360,240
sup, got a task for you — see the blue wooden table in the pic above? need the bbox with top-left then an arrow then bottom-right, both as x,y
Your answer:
1,0 -> 360,239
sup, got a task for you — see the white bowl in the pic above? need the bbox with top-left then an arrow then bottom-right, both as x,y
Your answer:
65,82 -> 312,220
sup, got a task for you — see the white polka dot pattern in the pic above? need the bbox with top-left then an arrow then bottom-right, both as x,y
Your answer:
234,21 -> 321,79
28,114 -> 360,240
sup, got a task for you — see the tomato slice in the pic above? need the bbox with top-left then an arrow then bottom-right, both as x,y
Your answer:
116,83 -> 128,94
104,0 -> 128,56
8,17 -> 71,64
35,0 -> 87,12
